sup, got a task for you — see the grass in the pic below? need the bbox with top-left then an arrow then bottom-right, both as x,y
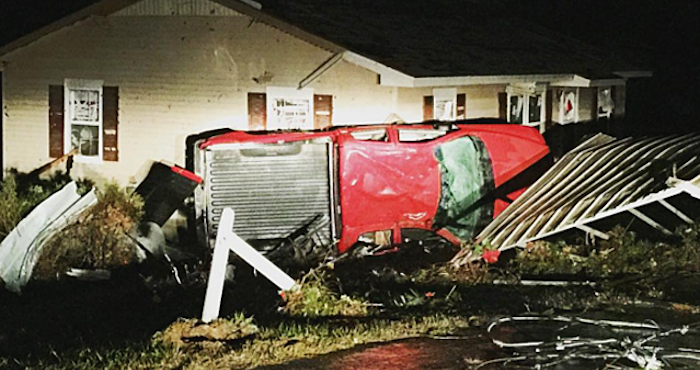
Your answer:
5,189 -> 700,370
6,314 -> 471,370
281,270 -> 370,318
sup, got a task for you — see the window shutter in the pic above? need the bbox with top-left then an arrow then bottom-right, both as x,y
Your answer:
48,85 -> 64,158
498,92 -> 507,121
102,86 -> 119,161
314,94 -> 333,129
456,93 -> 466,120
423,96 -> 434,121
248,92 -> 267,130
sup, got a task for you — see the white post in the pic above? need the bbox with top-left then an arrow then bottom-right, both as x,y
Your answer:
201,209 -> 234,323
201,208 -> 297,323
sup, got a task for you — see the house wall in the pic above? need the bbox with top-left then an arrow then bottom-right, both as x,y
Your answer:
1,12 -> 509,184
396,85 -> 504,122
0,15 -> 387,184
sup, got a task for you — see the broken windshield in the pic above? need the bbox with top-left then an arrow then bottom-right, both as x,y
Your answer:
433,136 -> 494,241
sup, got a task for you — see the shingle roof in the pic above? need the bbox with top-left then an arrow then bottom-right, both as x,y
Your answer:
251,0 -> 642,78
0,0 -> 645,79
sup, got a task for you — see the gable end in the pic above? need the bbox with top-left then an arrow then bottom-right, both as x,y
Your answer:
112,0 -> 243,16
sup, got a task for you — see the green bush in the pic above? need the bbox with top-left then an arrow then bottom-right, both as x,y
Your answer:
0,171 -> 91,241
281,270 -> 369,317
0,176 -> 25,240
32,183 -> 144,280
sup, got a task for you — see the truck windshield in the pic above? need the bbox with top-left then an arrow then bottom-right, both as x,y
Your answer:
433,136 -> 495,241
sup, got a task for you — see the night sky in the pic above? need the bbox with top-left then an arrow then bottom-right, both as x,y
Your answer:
1,0 -> 699,131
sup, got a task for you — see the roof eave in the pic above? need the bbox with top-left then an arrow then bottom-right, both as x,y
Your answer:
614,70 -> 654,79
0,0 -> 140,58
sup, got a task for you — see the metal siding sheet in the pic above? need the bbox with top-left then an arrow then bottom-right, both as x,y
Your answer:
480,133 -> 700,250
205,142 -> 332,245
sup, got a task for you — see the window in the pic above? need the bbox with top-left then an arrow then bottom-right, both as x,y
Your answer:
597,86 -> 615,119
506,85 -> 545,130
433,88 -> 457,121
351,129 -> 388,141
398,128 -> 448,142
560,88 -> 578,124
266,87 -> 314,130
65,79 -> 103,159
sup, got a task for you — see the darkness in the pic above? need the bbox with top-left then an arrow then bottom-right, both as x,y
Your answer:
1,0 -> 699,132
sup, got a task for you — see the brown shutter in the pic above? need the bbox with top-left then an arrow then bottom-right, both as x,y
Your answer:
102,86 -> 119,161
456,93 -> 466,120
248,92 -> 267,130
423,96 -> 434,121
498,92 -> 507,121
314,94 -> 333,129
49,85 -> 64,158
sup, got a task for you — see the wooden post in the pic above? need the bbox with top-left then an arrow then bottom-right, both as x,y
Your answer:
201,208 -> 296,323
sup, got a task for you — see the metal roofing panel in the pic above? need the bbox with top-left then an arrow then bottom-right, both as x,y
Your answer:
479,133 -> 700,250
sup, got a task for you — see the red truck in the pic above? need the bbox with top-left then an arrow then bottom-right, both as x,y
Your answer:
193,121 -> 548,257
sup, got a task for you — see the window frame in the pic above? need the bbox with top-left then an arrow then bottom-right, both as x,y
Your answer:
432,88 -> 457,121
506,85 -> 546,132
597,86 -> 615,119
559,88 -> 579,125
64,79 -> 103,163
266,86 -> 314,130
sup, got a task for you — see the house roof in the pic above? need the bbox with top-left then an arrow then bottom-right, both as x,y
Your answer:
0,0 -> 650,83
247,0 -> 648,80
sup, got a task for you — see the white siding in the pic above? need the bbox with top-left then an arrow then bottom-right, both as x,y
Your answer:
113,0 -> 243,16
1,15 -> 403,184
1,10 -> 509,185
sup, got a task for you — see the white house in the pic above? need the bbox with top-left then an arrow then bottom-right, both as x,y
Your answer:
0,0 -> 651,184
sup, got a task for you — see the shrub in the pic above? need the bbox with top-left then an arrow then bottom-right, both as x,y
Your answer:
32,183 -> 144,280
0,171 -> 92,241
281,270 -> 369,317
0,176 -> 24,240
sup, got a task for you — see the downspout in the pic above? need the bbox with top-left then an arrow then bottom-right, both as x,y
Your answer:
298,52 -> 344,90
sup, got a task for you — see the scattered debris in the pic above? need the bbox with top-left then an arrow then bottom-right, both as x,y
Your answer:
65,268 -> 111,281
473,133 -> 700,252
155,314 -> 259,351
0,182 -> 97,293
202,208 -> 296,323
134,162 -> 202,227
481,315 -> 700,369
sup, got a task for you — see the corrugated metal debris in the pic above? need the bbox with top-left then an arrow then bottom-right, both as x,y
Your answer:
477,133 -> 700,251
483,315 -> 700,369
0,182 -> 97,293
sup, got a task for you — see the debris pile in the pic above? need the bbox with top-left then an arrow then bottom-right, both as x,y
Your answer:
155,314 -> 259,351
471,133 -> 700,254
479,315 -> 700,369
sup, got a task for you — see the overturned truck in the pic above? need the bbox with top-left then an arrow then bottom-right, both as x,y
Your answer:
192,121 -> 549,257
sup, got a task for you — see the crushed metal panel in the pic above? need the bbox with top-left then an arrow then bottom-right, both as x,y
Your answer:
0,182 -> 97,293
479,133 -> 700,250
